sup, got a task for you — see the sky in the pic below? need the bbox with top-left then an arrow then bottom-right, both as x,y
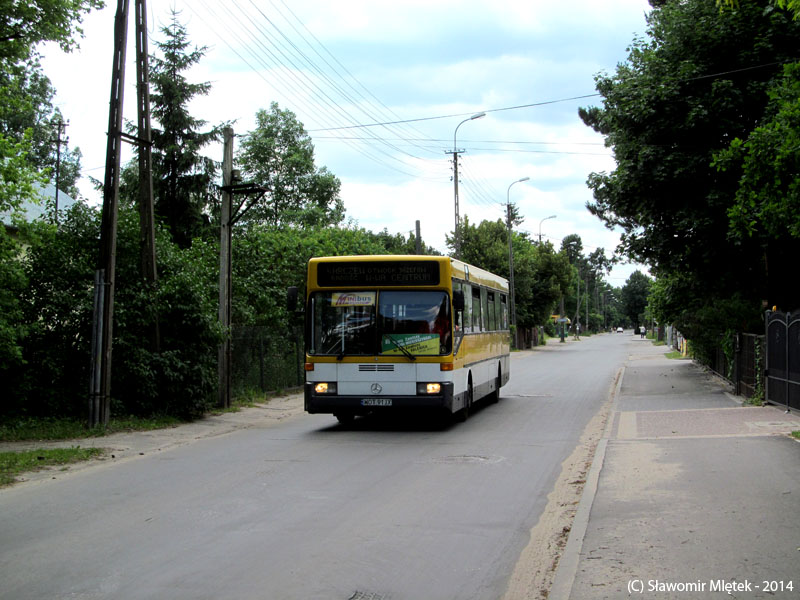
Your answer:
41,0 -> 653,286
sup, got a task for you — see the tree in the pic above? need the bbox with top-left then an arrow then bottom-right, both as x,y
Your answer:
454,216 -> 571,329
579,0 -> 800,335
237,103 -> 344,228
560,234 -> 584,268
714,62 -> 800,242
622,270 -> 653,326
0,0 -> 104,65
149,11 -> 223,247
717,0 -> 800,20
0,61 -> 82,197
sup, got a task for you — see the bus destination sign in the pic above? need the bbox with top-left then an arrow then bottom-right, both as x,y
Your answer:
318,261 -> 440,287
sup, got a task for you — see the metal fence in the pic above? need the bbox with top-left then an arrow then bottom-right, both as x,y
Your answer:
674,327 -> 764,402
765,310 -> 800,411
231,325 -> 304,397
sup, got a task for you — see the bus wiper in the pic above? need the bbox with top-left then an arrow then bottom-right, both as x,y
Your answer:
384,334 -> 416,361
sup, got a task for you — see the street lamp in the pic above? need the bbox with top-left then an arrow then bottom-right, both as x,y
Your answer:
538,214 -> 556,244
449,111 -> 486,258
506,176 -> 529,348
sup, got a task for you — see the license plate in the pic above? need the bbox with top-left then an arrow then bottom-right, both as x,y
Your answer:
362,398 -> 392,407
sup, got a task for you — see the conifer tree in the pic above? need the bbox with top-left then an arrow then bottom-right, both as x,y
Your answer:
149,10 -> 223,247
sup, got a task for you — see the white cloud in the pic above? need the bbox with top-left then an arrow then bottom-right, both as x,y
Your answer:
40,0 -> 651,285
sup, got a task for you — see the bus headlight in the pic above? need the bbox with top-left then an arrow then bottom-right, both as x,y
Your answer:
417,382 -> 442,395
314,382 -> 337,394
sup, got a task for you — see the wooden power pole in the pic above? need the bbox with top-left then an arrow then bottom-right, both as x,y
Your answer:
218,127 -> 234,409
90,0 -> 158,426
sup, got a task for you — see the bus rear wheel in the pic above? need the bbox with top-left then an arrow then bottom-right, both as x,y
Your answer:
488,368 -> 501,404
457,380 -> 473,422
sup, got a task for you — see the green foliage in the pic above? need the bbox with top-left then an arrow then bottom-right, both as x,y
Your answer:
237,102 -> 344,228
453,216 -> 572,328
581,0 -> 800,347
648,271 -> 761,365
0,415 -> 181,441
14,203 -> 98,417
0,446 -> 104,486
112,209 -> 223,418
717,0 -> 800,20
231,223 -> 393,328
4,201 -> 223,420
621,270 -> 652,325
0,228 -> 27,375
0,0 -> 105,64
0,61 -> 82,197
0,130 -> 46,213
715,63 -> 800,244
149,10 -> 224,247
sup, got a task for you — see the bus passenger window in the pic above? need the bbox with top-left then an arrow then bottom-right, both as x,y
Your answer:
500,294 -> 508,329
463,284 -> 473,333
472,286 -> 482,332
487,291 -> 497,330
481,288 -> 489,332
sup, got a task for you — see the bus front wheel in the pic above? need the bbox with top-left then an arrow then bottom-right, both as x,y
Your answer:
335,412 -> 355,425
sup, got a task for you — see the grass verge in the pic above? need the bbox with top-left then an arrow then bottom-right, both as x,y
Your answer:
0,415 -> 181,443
0,447 -> 104,487
792,431 -> 800,441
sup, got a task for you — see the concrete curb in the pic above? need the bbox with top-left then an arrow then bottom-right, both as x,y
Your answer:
548,365 -> 626,600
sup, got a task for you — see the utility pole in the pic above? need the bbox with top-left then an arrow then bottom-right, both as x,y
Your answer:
506,201 -> 516,347
92,0 -> 130,427
415,220 -> 422,255
90,0 -> 158,426
506,176 -> 529,350
218,126 -> 234,409
216,127 -> 268,408
134,0 -> 159,350
53,120 -> 69,226
447,112 -> 485,259
585,272 -> 589,334
446,148 -> 463,258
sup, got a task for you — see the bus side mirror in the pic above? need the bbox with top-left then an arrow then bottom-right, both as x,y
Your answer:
453,290 -> 465,313
287,286 -> 299,311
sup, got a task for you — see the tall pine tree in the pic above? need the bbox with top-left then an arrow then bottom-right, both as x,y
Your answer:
150,10 -> 222,248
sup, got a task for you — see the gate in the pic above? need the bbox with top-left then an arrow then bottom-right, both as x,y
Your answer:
765,310 -> 800,411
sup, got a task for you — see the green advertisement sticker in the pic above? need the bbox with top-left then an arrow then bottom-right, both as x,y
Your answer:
381,333 -> 439,355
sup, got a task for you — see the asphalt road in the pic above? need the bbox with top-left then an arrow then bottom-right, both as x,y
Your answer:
0,332 -> 632,600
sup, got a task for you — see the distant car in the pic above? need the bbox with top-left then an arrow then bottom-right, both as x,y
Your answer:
616,327 -> 624,333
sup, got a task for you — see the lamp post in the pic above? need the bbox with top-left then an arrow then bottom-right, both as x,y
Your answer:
506,176 -> 529,348
448,111 -> 485,258
538,214 -> 556,244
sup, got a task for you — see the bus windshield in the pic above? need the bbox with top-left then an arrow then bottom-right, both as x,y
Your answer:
308,290 -> 452,357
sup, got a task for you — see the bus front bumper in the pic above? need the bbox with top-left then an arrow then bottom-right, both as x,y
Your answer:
304,382 -> 454,415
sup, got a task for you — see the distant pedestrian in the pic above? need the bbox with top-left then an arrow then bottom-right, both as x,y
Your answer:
640,325 -> 646,339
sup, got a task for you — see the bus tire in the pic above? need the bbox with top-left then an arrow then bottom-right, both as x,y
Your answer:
488,367 -> 501,404
335,412 -> 355,425
457,378 -> 473,422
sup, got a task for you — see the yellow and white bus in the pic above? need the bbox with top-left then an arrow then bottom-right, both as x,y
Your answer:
290,255 -> 511,423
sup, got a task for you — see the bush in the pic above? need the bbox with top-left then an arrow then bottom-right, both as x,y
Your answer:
3,203 -> 222,421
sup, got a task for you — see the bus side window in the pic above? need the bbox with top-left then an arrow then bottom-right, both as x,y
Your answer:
472,286 -> 482,332
452,281 -> 464,329
463,283 -> 473,333
481,288 -> 489,332
500,294 -> 508,329
487,291 -> 497,330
